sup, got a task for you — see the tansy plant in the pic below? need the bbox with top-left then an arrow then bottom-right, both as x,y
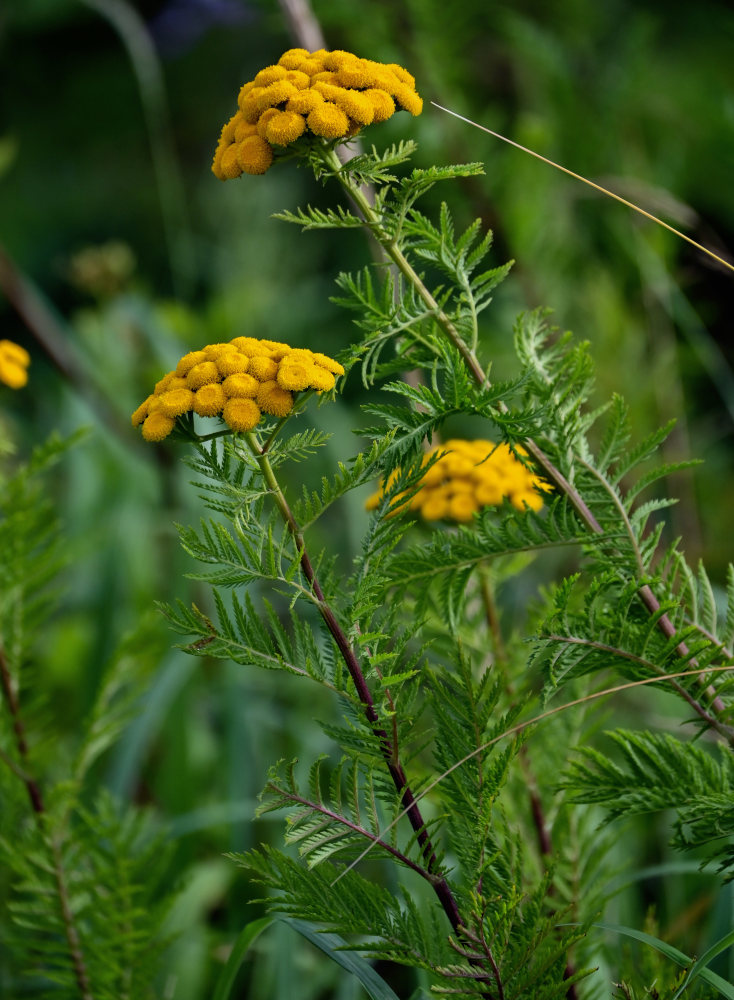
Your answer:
132,46 -> 734,999
129,46 -> 734,999
0,42 -> 719,1000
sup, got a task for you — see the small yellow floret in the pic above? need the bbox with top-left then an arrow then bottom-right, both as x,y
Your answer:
475,483 -> 503,506
222,397 -> 261,432
420,494 -> 450,521
310,71 -> 337,85
265,110 -> 307,146
216,353 -> 250,377
309,368 -> 336,391
336,62 -> 381,90
256,80 -> 299,113
212,145 -> 226,180
186,361 -> 220,390
277,361 -> 318,391
257,107 -> 281,139
248,356 -> 279,381
175,350 -> 208,375
230,337 -> 267,356
284,70 -> 310,89
254,65 -> 288,87
263,343 -> 291,360
203,343 -> 236,360
234,117 -> 258,142
256,380 -> 294,417
512,490 -> 545,512
312,83 -> 375,125
311,352 -> 345,375
219,114 -> 238,144
393,85 -> 423,115
286,90 -> 324,115
278,48 -> 311,69
219,144 -> 243,180
240,88 -> 265,122
237,136 -> 273,175
449,494 -> 477,522
363,88 -> 395,122
158,387 -> 195,417
193,383 -> 226,417
297,58 -> 325,76
141,411 -> 176,442
222,373 -> 259,398
131,396 -> 153,427
387,63 -> 416,88
0,357 -> 28,389
1,340 -> 31,367
321,50 -> 356,71
307,103 -> 350,139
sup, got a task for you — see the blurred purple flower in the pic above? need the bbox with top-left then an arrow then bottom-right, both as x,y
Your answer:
149,0 -> 254,56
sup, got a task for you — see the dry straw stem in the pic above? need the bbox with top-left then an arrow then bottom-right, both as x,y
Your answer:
431,101 -> 734,276
332,663 -> 734,884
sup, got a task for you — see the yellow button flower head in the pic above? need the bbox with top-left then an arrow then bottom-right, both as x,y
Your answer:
212,49 -> 422,180
0,340 -> 31,389
366,439 -> 550,522
132,338 -> 344,442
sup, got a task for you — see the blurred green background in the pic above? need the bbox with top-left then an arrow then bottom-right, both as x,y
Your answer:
1,0 -> 733,996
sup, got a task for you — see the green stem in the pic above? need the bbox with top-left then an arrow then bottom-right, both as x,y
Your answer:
320,147 -> 601,534
323,148 -> 486,383
322,145 -> 730,736
242,431 -> 469,937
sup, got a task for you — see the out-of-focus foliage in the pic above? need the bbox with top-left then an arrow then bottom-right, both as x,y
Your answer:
1,0 -> 733,996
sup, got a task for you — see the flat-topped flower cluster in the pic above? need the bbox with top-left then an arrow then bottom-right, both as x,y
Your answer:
367,439 -> 549,522
0,340 -> 30,390
212,48 -> 423,180
132,337 -> 344,441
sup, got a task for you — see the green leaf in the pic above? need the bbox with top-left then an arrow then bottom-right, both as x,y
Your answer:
671,927 -> 734,999
281,917 -> 402,1000
212,917 -> 273,1000
588,924 -> 734,1000
585,923 -> 734,999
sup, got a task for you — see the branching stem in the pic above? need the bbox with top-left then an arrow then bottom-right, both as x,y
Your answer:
321,146 -> 729,737
268,783 -> 436,883
243,432 -> 467,935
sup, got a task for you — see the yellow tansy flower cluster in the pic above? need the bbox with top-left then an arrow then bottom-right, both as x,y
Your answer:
366,439 -> 549,523
212,48 -> 423,180
132,337 -> 344,442
0,340 -> 30,389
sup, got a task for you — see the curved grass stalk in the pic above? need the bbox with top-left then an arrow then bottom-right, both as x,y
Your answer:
79,0 -> 195,298
333,663 -> 734,884
430,102 -> 734,277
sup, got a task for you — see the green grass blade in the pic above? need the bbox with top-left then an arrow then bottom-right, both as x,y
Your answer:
281,917 -> 401,1000
212,917 -> 273,1000
672,928 -> 734,1000
589,922 -> 734,998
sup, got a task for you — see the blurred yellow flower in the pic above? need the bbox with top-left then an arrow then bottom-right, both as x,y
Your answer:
366,439 -> 550,522
133,338 -> 344,442
212,49 -> 422,180
0,340 -> 30,389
